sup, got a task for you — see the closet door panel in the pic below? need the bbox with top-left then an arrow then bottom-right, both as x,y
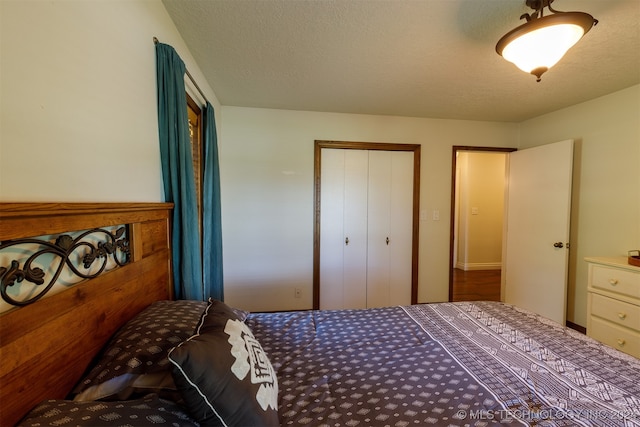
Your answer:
388,151 -> 414,306
318,145 -> 416,310
319,149 -> 346,309
342,150 -> 369,309
366,151 -> 392,308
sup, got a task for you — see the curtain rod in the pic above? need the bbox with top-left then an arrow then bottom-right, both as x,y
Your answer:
153,37 -> 209,105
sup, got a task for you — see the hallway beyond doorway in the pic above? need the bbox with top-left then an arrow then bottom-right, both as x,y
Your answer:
451,268 -> 500,302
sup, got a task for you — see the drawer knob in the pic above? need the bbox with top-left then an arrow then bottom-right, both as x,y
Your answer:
617,339 -> 626,347
618,312 -> 627,320
609,279 -> 619,285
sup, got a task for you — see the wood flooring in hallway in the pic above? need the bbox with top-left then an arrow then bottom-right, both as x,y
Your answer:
451,268 -> 501,302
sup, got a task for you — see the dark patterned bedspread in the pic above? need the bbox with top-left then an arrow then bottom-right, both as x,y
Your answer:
246,302 -> 640,427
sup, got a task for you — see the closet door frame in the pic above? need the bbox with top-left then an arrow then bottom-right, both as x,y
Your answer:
313,140 -> 421,310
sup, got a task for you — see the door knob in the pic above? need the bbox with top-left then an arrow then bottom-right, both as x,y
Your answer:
553,242 -> 564,248
345,237 -> 349,246
386,237 -> 390,245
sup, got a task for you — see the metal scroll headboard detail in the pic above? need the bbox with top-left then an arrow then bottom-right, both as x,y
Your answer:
0,226 -> 130,306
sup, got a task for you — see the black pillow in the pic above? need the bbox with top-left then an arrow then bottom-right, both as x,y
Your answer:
168,298 -> 279,427
73,300 -> 208,401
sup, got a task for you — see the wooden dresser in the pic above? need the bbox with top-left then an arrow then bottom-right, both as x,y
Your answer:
586,257 -> 640,358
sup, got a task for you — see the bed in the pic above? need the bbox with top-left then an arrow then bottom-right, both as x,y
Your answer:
1,203 -> 639,427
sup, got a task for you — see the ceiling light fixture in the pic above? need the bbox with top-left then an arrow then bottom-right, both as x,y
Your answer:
496,0 -> 597,82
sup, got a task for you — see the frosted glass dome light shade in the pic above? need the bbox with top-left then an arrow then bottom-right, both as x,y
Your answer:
502,24 -> 584,73
496,11 -> 597,82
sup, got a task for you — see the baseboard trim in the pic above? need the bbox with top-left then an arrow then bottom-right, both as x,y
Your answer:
455,262 -> 502,271
566,320 -> 586,334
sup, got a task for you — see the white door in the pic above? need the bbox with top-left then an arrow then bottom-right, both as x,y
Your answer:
319,148 -> 414,310
320,149 -> 368,309
342,150 -> 369,309
367,151 -> 413,307
503,140 -> 574,324
319,148 -> 347,309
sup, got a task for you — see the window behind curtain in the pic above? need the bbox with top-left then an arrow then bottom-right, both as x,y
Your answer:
187,93 -> 203,233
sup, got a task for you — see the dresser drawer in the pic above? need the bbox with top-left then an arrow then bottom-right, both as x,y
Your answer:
590,264 -> 640,299
589,317 -> 640,358
590,294 -> 640,331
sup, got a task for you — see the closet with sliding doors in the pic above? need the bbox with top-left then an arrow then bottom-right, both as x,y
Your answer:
313,141 -> 421,310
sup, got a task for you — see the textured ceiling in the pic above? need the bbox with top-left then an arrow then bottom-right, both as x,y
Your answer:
162,0 -> 640,122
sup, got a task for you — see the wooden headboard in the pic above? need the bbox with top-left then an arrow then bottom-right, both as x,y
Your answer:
0,203 -> 174,426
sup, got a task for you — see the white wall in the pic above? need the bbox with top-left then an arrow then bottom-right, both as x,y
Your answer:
220,107 -> 518,311
221,86 -> 638,320
518,85 -> 640,326
0,0 -> 220,202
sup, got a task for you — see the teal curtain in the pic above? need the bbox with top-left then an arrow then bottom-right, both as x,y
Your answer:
202,103 -> 224,300
155,42 -> 204,300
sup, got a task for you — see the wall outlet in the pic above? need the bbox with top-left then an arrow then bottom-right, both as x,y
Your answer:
294,288 -> 302,298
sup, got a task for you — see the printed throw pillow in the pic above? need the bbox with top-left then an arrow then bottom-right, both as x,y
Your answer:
168,298 -> 279,427
73,299 -> 208,401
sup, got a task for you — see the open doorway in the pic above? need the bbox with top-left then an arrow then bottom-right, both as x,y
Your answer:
448,146 -> 516,302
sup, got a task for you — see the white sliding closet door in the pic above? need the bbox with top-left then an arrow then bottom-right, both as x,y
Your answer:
367,151 -> 413,308
319,149 -> 346,309
319,148 -> 413,310
343,150 -> 369,309
320,149 -> 368,309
